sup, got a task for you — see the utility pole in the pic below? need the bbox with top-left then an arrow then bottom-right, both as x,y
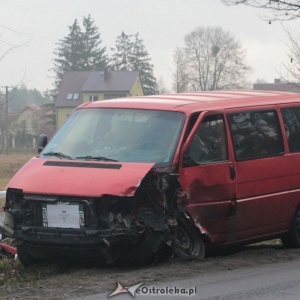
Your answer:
5,86 -> 8,155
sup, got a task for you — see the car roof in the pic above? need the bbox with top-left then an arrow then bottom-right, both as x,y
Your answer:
78,90 -> 300,115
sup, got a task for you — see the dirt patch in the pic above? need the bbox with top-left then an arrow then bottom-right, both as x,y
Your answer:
1,239 -> 300,300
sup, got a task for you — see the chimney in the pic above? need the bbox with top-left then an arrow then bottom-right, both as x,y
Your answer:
104,68 -> 111,81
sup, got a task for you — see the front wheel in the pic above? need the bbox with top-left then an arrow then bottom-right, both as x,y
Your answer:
281,206 -> 300,248
17,243 -> 47,266
172,221 -> 205,260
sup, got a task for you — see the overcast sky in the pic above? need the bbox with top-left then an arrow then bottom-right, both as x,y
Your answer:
0,0 -> 299,93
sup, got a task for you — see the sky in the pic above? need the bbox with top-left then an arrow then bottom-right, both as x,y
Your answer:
0,0 -> 299,94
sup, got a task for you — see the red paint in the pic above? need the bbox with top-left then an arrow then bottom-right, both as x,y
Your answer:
7,158 -> 154,197
6,90 -> 300,249
0,242 -> 17,256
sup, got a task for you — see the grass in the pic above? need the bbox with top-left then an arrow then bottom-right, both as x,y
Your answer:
0,150 -> 53,287
0,258 -> 61,287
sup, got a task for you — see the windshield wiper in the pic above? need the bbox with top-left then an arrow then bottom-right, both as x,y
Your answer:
43,152 -> 74,160
76,155 -> 118,162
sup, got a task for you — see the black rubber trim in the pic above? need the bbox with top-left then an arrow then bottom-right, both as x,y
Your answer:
43,161 -> 122,169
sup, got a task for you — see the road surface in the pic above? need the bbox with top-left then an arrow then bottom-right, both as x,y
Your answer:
70,258 -> 300,300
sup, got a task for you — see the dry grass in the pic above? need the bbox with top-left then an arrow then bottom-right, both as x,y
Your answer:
0,258 -> 60,287
0,151 -> 52,287
0,151 -> 36,207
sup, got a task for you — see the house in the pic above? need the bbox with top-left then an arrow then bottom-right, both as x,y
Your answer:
253,79 -> 300,93
55,69 -> 144,129
3,104 -> 55,149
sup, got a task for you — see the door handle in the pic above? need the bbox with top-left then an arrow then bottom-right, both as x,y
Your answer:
230,165 -> 236,180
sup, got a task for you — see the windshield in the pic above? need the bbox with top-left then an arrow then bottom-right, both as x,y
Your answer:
41,108 -> 185,167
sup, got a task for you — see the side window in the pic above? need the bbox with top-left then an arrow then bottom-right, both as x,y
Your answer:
281,107 -> 300,153
184,114 -> 228,166
228,110 -> 284,161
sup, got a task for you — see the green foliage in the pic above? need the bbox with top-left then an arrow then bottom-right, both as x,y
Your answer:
52,19 -> 84,97
0,258 -> 60,287
82,15 -> 108,71
4,86 -> 51,113
51,16 -> 158,97
51,15 -> 108,97
111,32 -> 158,95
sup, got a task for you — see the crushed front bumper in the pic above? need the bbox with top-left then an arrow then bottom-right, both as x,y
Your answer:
10,226 -> 139,245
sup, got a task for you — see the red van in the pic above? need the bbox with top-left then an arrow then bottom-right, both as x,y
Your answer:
1,90 -> 300,265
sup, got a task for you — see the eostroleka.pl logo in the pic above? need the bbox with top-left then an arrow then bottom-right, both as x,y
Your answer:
108,282 -> 144,297
108,282 -> 197,298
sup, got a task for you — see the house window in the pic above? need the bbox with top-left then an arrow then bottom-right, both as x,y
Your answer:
104,94 -> 127,99
89,95 -> 99,102
67,93 -> 80,100
73,93 -> 79,100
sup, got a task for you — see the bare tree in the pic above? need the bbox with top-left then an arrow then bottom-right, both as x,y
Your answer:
221,0 -> 300,21
280,27 -> 300,83
171,48 -> 189,93
178,27 -> 251,91
157,77 -> 170,94
0,25 -> 28,63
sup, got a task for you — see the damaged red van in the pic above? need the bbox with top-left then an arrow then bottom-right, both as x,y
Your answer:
2,90 -> 300,266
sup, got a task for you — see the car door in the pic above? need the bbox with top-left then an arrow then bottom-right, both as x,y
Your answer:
227,107 -> 290,241
179,111 -> 237,243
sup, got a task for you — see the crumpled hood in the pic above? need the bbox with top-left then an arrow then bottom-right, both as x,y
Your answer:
7,157 -> 155,197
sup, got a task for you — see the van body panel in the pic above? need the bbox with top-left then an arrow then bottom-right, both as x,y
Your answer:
179,162 -> 236,242
286,154 -> 300,223
235,158 -> 289,198
178,110 -> 236,243
7,157 -> 155,197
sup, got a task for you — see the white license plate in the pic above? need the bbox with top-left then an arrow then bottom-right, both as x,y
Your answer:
42,203 -> 85,229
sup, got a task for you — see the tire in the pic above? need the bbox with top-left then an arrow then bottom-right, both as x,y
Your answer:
129,230 -> 167,265
281,206 -> 300,248
172,221 -> 205,260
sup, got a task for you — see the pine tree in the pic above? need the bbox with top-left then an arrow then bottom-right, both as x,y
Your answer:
111,31 -> 133,70
111,32 -> 158,95
132,33 -> 158,95
82,14 -> 108,71
52,19 -> 85,96
51,16 -> 108,97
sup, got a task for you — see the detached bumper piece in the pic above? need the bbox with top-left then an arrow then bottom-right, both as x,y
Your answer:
0,239 -> 17,259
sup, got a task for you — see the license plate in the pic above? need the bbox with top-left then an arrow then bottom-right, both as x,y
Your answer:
42,202 -> 85,229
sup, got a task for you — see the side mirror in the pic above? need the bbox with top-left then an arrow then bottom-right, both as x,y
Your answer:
38,134 -> 48,154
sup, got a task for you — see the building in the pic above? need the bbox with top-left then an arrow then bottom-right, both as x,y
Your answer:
2,104 -> 55,149
253,79 -> 300,93
55,69 -> 144,129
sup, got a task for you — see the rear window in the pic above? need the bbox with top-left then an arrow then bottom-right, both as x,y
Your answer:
228,110 -> 284,161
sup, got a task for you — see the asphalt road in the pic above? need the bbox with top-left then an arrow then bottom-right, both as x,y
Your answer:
70,258 -> 300,300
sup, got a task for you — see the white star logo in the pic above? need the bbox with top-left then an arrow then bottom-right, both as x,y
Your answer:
108,282 -> 144,297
